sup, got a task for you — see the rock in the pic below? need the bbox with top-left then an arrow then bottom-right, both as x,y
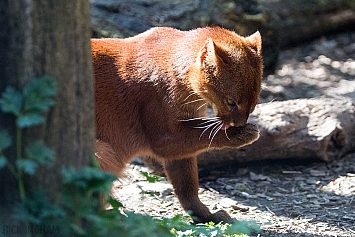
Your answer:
218,197 -> 237,208
250,172 -> 271,181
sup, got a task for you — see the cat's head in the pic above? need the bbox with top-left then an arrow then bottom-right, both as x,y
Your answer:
188,30 -> 263,129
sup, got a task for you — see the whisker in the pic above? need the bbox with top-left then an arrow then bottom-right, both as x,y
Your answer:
209,123 -> 223,148
224,127 -> 230,140
182,98 -> 205,106
268,97 -> 278,103
194,120 -> 218,128
208,121 -> 222,139
183,92 -> 199,102
179,117 -> 220,122
194,124 -> 216,129
179,117 -> 207,122
199,121 -> 220,140
195,102 -> 207,113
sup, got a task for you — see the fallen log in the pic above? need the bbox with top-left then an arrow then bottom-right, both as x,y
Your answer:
262,0 -> 355,48
198,97 -> 355,167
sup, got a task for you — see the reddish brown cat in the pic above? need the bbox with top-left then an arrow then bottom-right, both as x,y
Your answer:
92,26 -> 263,223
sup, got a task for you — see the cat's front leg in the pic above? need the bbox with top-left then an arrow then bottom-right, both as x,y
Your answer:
162,157 -> 232,224
184,120 -> 260,149
224,123 -> 260,148
148,122 -> 259,160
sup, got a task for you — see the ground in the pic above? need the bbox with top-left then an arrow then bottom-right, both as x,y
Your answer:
112,31 -> 355,236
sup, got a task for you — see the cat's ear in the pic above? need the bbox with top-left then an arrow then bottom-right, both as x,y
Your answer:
198,38 -> 218,68
245,31 -> 262,54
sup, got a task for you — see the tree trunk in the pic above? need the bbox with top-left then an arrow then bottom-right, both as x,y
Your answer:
0,0 -> 94,227
198,97 -> 355,167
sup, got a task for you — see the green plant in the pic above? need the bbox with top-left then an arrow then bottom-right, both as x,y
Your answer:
140,171 -> 162,183
0,76 -> 56,201
0,77 -> 260,237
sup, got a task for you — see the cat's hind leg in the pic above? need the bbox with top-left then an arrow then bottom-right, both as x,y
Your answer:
95,139 -> 127,177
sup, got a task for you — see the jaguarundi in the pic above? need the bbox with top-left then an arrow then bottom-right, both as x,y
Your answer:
92,26 -> 263,223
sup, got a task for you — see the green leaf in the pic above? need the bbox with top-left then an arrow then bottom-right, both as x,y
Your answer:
108,197 -> 124,208
13,188 -> 66,225
0,129 -> 12,150
62,167 -> 117,192
140,171 -> 161,183
0,157 -> 7,169
0,86 -> 23,116
225,220 -> 260,235
25,140 -> 54,165
17,113 -> 45,128
23,76 -> 56,113
16,159 -> 38,175
70,223 -> 86,236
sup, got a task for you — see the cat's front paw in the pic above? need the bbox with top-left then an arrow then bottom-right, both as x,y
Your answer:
229,123 -> 259,147
209,210 -> 233,224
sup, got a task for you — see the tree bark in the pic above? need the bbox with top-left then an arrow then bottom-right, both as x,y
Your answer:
198,97 -> 355,167
0,0 -> 94,227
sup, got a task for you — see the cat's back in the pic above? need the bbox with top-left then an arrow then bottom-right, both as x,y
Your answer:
92,26 -> 249,56
91,27 -> 256,82
91,27 -> 185,56
91,27 -> 233,61
91,27 -> 200,82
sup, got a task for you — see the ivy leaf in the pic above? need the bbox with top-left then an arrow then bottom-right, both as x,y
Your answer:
0,129 -> 12,151
16,159 -> 38,175
0,157 -> 7,169
0,86 -> 23,116
16,113 -> 45,128
25,140 -> 54,165
23,76 -> 56,113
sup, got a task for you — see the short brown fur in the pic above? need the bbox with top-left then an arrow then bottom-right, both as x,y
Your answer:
92,27 -> 263,223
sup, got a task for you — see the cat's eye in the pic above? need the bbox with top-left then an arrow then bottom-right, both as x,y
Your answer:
226,98 -> 236,107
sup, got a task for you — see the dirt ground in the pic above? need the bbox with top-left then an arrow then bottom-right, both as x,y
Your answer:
112,31 -> 355,236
